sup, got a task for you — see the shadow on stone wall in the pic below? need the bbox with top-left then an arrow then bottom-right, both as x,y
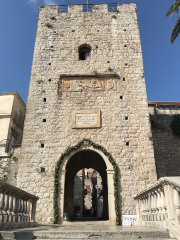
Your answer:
150,114 -> 180,179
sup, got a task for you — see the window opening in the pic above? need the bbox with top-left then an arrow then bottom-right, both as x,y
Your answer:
79,47 -> 91,61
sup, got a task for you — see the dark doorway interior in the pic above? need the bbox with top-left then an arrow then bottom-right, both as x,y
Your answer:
63,150 -> 109,221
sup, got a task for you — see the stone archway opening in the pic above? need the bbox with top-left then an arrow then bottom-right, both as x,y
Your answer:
63,150 -> 109,221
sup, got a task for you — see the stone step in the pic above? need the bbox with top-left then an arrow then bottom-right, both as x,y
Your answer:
31,239 -> 175,240
0,224 -> 174,240
0,239 -> 176,240
0,230 -> 171,239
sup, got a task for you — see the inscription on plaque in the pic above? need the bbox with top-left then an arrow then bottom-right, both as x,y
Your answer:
72,110 -> 101,128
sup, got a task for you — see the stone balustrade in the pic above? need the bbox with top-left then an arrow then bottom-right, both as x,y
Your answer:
134,177 -> 180,239
0,179 -> 38,230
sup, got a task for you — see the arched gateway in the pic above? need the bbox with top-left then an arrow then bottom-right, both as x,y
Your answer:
54,140 -> 119,225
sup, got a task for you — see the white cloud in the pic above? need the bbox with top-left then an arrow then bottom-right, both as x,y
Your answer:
44,0 -> 57,5
28,0 -> 60,8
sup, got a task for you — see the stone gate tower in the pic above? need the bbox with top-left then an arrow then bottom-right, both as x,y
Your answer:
17,4 -> 157,224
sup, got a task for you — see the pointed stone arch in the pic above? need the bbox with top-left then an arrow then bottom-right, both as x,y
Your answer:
53,139 -> 120,225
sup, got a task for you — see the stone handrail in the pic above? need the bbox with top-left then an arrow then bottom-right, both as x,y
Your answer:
134,177 -> 180,239
0,180 -> 38,229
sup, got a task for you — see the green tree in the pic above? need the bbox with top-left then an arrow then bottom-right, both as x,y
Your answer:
166,0 -> 180,43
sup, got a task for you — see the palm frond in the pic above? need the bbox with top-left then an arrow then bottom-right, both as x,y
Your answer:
170,15 -> 180,43
166,4 -> 175,17
166,0 -> 180,17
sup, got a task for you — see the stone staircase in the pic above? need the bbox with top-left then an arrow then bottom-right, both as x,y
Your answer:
0,221 -> 176,240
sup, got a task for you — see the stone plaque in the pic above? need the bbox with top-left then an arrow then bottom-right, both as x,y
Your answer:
72,110 -> 101,128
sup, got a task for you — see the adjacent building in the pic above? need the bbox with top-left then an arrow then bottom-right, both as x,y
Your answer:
0,92 -> 25,185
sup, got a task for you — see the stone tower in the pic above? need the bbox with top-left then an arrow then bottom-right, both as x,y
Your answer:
17,4 -> 157,224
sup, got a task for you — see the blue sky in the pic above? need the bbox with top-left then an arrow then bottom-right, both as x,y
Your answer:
0,0 -> 179,103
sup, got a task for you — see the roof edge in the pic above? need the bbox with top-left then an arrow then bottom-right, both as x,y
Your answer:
0,91 -> 26,107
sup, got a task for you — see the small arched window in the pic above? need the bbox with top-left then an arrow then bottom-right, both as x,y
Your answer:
79,45 -> 91,60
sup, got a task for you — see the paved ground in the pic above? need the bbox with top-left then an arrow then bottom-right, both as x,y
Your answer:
1,222 -> 168,232
0,221 -> 174,239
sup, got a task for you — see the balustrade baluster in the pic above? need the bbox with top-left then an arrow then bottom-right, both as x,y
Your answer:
3,192 -> 9,222
157,190 -> 161,221
145,196 -> 148,221
153,192 -> 158,221
150,193 -> 154,221
160,189 -> 167,220
0,192 -> 4,222
8,193 -> 13,222
23,199 -> 27,222
174,188 -> 180,224
146,195 -> 149,221
27,200 -> 30,222
20,198 -> 24,222
12,195 -> 18,222
142,197 -> 146,220
148,193 -> 152,221
17,197 -> 21,222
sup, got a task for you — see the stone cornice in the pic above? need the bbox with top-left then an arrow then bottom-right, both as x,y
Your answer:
0,91 -> 26,108
60,73 -> 118,79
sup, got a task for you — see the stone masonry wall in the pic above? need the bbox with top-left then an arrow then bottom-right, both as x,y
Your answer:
17,4 -> 157,224
149,104 -> 180,179
0,146 -> 21,186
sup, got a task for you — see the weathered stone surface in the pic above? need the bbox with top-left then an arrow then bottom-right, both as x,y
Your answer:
17,4 -> 157,224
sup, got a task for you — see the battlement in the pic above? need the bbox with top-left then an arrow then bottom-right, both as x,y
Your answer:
39,3 -> 136,14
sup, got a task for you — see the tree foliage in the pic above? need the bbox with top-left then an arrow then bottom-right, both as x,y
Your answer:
166,0 -> 180,43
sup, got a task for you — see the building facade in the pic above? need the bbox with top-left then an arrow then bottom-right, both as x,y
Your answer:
15,3 -> 158,225
0,92 -> 25,185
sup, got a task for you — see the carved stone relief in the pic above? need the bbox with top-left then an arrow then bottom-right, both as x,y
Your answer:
106,79 -> 114,90
62,78 -> 115,91
62,80 -> 71,90
76,79 -> 104,90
